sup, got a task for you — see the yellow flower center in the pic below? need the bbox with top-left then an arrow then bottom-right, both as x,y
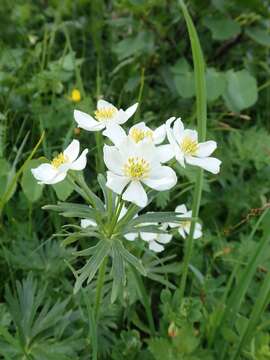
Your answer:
94,107 -> 117,121
180,137 -> 198,155
51,153 -> 68,168
71,89 -> 81,102
180,220 -> 190,228
130,128 -> 153,143
123,157 -> 150,180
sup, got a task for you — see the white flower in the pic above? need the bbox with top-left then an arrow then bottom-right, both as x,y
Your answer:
103,122 -> 174,163
104,137 -> 177,208
140,224 -> 172,252
166,117 -> 221,174
31,140 -> 88,185
168,204 -> 202,239
74,99 -> 138,132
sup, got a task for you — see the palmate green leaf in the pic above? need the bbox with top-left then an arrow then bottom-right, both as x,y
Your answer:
43,201 -> 98,220
246,27 -> 270,47
61,230 -> 99,247
114,240 -> 146,276
203,15 -> 241,41
123,224 -> 166,235
126,212 -> 192,227
206,68 -> 226,102
111,241 -> 126,303
223,69 -> 258,112
74,240 -> 111,294
52,178 -> 74,201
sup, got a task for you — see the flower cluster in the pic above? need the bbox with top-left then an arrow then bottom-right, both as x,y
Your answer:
32,99 -> 221,252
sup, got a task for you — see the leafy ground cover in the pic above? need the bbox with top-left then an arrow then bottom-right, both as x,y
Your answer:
0,0 -> 270,359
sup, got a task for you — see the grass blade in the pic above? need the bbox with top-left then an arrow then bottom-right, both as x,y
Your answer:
178,0 -> 207,302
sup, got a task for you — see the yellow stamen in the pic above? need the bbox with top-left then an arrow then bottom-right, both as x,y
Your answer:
130,128 -> 153,143
94,107 -> 117,121
123,157 -> 150,180
51,153 -> 68,168
180,137 -> 198,155
180,220 -> 190,228
70,89 -> 81,102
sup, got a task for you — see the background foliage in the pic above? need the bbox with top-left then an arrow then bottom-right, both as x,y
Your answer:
0,0 -> 270,359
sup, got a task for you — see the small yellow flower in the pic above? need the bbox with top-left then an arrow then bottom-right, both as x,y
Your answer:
70,89 -> 81,103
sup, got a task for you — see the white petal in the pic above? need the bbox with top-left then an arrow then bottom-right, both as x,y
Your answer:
74,110 -> 104,131
144,165 -> 177,191
196,141 -> 217,157
129,122 -> 147,132
194,223 -> 202,239
178,227 -> 186,238
81,219 -> 97,228
140,232 -> 157,241
97,99 -> 115,109
186,156 -> 221,174
69,149 -> 88,170
106,171 -> 129,195
149,240 -> 164,253
157,233 -> 172,244
103,145 -> 124,175
124,232 -> 138,241
122,181 -> 147,208
153,124 -> 166,144
103,123 -> 127,147
47,171 -> 67,184
156,144 -> 175,163
166,117 -> 184,164
172,117 -> 184,139
63,140 -> 80,162
166,117 -> 177,145
31,163 -> 58,184
124,103 -> 138,120
175,204 -> 187,214
182,129 -> 198,142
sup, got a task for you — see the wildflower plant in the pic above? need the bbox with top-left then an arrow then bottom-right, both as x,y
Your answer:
31,92 -> 221,308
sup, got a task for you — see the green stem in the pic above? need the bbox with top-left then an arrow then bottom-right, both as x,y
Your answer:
108,197 -> 124,237
178,0 -> 207,303
94,256 -> 108,319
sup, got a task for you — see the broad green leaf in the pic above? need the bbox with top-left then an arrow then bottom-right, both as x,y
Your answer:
206,68 -> 226,102
246,27 -> 270,47
21,159 -> 44,203
172,58 -> 195,99
203,16 -> 241,40
74,240 -> 111,294
113,31 -> 155,60
223,69 -> 258,112
52,178 -> 74,201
